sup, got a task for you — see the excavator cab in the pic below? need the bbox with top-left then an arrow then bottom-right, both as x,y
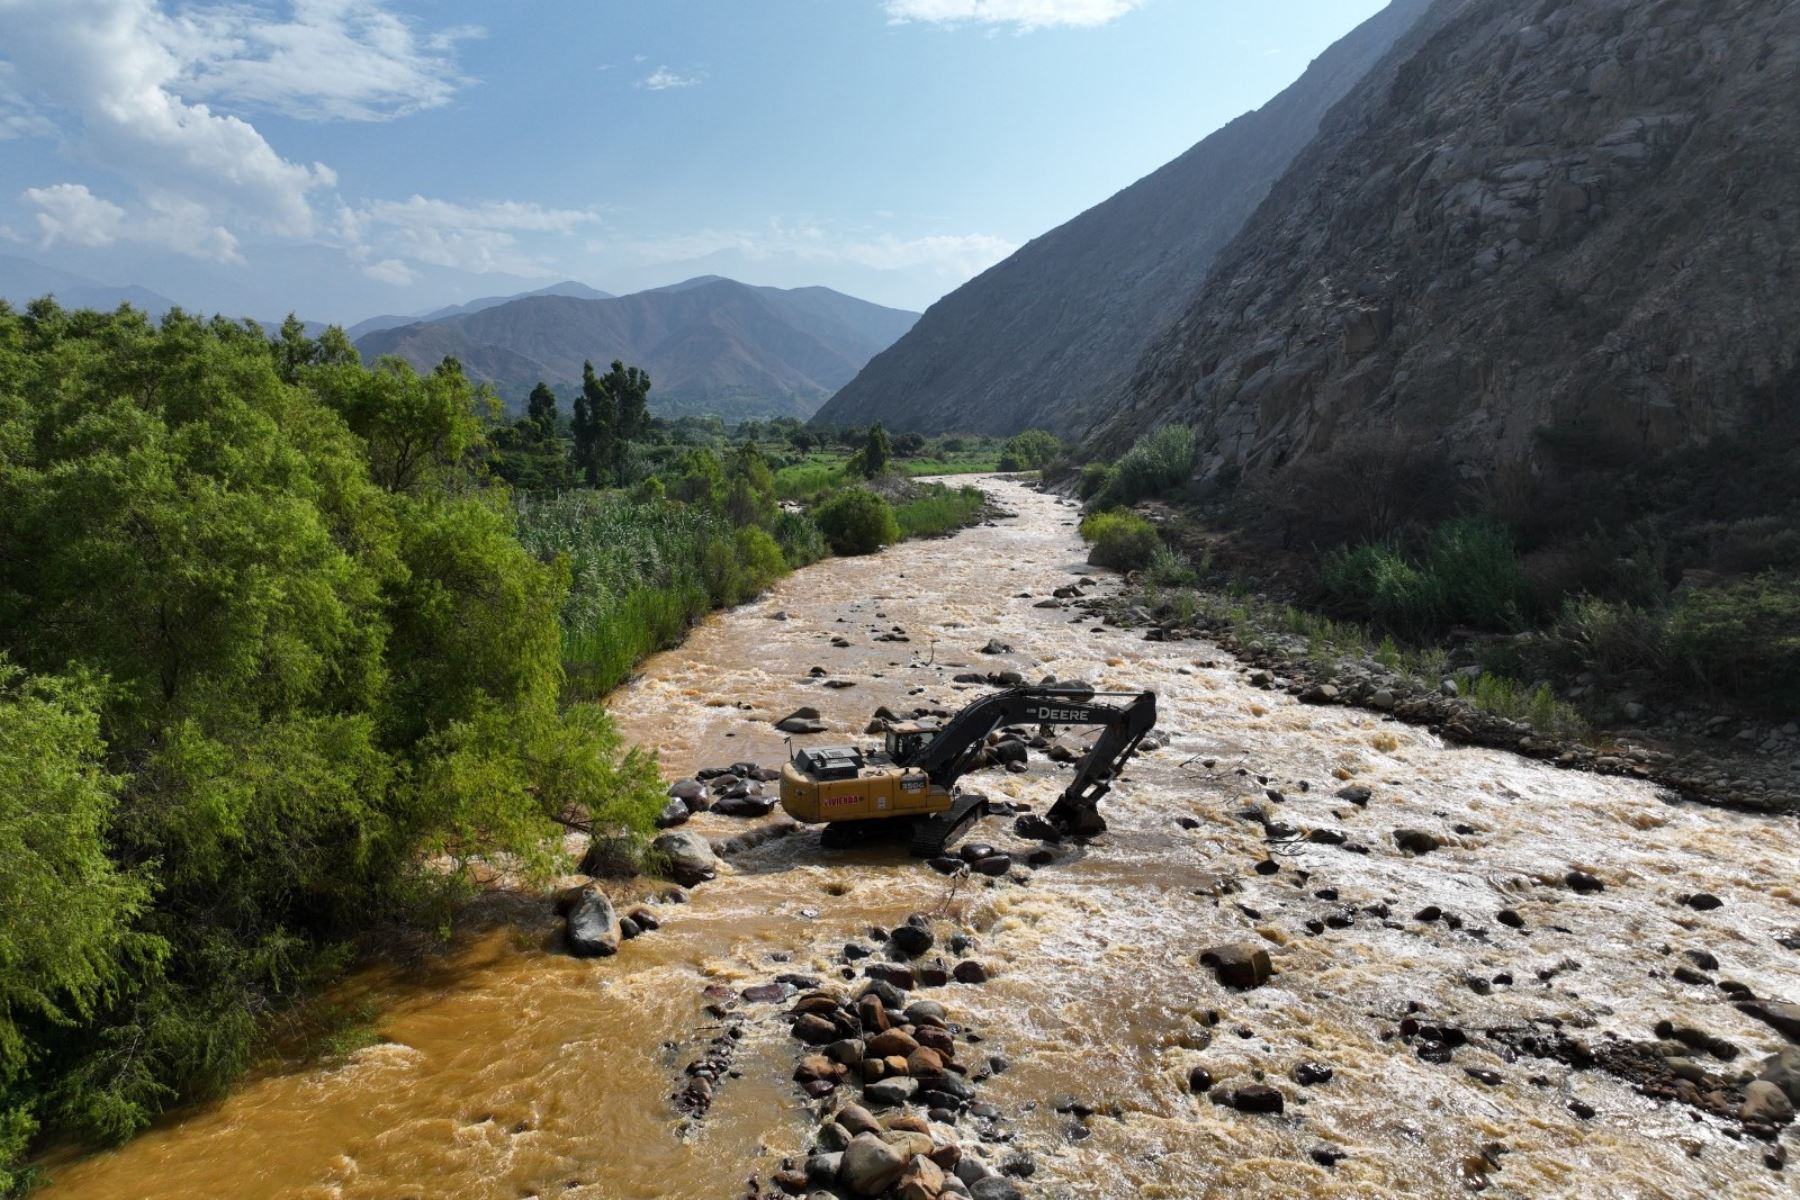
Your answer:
882,721 -> 937,765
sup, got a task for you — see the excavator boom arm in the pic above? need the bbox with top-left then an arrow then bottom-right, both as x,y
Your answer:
905,687 -> 1157,834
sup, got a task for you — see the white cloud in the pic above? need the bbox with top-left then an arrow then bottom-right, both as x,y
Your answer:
176,0 -> 482,122
0,0 -> 339,241
882,0 -> 1146,30
0,1 -> 481,263
22,184 -> 125,247
615,220 -> 1017,282
338,196 -> 600,278
22,181 -> 242,262
361,257 -> 415,286
638,66 -> 701,90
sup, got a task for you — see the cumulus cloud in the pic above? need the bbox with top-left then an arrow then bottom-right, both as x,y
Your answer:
0,0 -> 480,263
638,66 -> 702,90
0,0 -> 342,242
338,196 -> 600,278
882,0 -> 1147,30
22,184 -> 125,247
23,181 -> 243,262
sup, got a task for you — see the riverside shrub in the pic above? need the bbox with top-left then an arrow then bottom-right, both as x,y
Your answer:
813,489 -> 900,555
1080,511 -> 1161,572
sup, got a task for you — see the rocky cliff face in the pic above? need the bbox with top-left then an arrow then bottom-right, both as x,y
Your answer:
811,0 -> 1433,438
1092,0 -> 1800,480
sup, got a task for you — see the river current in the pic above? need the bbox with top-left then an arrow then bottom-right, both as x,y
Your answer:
42,477 -> 1798,1199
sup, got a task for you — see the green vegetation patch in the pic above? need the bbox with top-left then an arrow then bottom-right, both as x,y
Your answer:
895,483 -> 987,540
813,489 -> 901,556
0,301 -> 665,1177
1080,510 -> 1162,573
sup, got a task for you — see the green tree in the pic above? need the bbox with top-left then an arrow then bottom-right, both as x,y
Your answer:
670,447 -> 726,510
527,381 -> 559,439
273,314 -> 316,383
0,664 -> 156,1195
724,441 -> 777,527
307,354 -> 491,495
601,360 -> 652,483
572,360 -> 615,487
859,423 -> 893,478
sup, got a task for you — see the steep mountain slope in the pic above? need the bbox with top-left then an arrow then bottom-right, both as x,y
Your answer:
355,278 -> 918,420
0,255 -> 178,316
1093,0 -> 1800,479
811,0 -> 1434,437
344,280 -> 614,341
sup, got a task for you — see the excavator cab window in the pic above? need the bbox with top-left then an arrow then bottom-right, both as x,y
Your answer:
884,722 -> 934,765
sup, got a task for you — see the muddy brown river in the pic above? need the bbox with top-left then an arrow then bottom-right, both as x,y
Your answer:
40,478 -> 1799,1199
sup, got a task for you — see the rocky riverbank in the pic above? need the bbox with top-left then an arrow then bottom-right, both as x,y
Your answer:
1052,566 -> 1800,818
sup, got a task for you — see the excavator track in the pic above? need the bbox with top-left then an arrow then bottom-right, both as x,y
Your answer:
907,794 -> 988,858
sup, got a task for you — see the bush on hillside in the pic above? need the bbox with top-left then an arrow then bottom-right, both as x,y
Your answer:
1145,545 -> 1200,588
813,489 -> 900,556
1321,518 -> 1528,636
1077,462 -> 1118,502
1667,573 -> 1800,714
1102,425 -> 1197,506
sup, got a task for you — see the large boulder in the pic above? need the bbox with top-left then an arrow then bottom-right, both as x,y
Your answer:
654,799 -> 690,829
1739,1000 -> 1800,1045
895,1154 -> 946,1200
1200,943 -> 1273,989
1740,1080 -> 1794,1124
563,888 -> 619,958
865,1076 -> 919,1107
840,1132 -> 908,1196
834,1101 -> 884,1136
712,793 -> 778,818
776,706 -> 827,734
890,923 -> 935,958
1393,828 -> 1442,855
652,830 -> 718,887
1759,1047 -> 1800,1104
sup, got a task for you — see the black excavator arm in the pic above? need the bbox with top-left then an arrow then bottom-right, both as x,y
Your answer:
902,686 -> 1158,837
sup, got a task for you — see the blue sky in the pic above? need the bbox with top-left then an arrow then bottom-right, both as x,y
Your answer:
0,0 -> 1389,323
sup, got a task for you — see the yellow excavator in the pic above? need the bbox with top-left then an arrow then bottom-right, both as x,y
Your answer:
779,686 -> 1157,856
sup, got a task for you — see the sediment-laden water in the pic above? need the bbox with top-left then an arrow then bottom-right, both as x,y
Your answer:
41,478 -> 1798,1199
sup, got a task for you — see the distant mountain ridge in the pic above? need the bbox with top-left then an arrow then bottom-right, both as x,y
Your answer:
344,281 -> 614,341
811,0 -> 1434,437
354,278 -> 919,421
0,255 -> 180,317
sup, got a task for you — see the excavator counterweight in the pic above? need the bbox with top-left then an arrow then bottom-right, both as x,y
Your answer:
779,686 -> 1157,856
